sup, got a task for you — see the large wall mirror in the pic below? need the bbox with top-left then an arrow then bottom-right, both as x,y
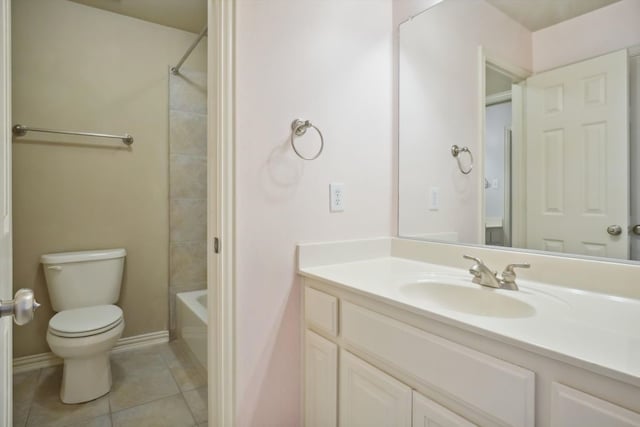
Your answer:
398,0 -> 640,262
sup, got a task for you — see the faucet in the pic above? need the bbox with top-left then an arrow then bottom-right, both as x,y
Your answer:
463,255 -> 530,291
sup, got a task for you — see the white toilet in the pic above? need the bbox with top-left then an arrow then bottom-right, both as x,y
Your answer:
41,248 -> 126,404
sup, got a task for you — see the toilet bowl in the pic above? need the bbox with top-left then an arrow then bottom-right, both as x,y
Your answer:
41,249 -> 126,404
46,305 -> 124,403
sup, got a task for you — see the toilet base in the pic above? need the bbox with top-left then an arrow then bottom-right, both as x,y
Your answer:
61,352 -> 112,404
46,320 -> 124,404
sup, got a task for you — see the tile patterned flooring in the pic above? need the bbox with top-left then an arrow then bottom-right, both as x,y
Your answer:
13,341 -> 208,427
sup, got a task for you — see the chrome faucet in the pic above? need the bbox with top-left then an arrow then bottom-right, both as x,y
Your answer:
463,255 -> 530,291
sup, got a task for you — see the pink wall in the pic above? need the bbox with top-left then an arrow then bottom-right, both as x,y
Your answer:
234,0 -> 393,425
533,0 -> 640,72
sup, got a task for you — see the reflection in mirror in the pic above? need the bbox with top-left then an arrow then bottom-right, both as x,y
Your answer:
398,0 -> 640,262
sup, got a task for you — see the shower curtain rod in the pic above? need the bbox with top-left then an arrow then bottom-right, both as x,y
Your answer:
171,25 -> 208,75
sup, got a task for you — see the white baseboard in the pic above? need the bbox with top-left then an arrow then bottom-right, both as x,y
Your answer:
12,330 -> 169,374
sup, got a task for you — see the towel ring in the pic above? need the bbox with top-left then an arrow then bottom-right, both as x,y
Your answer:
451,144 -> 473,175
291,119 -> 324,160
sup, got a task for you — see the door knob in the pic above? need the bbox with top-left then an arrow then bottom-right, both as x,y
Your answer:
0,288 -> 40,325
632,225 -> 640,236
607,225 -> 622,236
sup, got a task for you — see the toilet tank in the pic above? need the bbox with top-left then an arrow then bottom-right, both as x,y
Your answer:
41,248 -> 126,312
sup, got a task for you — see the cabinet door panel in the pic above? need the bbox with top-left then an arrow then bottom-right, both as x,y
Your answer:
340,350 -> 411,427
305,330 -> 337,427
413,391 -> 476,427
551,383 -> 640,427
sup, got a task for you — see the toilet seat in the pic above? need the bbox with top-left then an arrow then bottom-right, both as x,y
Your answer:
49,305 -> 123,338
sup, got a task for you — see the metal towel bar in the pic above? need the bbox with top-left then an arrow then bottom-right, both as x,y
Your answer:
12,124 -> 134,146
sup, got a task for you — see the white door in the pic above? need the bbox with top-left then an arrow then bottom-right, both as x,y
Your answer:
339,350 -> 412,427
413,391 -> 476,427
525,49 -> 629,259
0,0 -> 12,424
305,330 -> 337,427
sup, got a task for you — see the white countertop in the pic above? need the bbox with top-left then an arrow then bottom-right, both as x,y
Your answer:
300,256 -> 640,387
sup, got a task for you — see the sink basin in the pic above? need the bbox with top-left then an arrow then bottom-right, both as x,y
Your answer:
400,281 -> 536,318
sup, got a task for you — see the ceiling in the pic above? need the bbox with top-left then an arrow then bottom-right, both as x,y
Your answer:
486,0 -> 622,31
68,0 -> 206,33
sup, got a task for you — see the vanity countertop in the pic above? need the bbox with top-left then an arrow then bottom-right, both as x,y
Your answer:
299,255 -> 640,387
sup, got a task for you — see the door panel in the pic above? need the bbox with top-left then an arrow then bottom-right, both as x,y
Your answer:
305,330 -> 337,427
526,49 -> 629,259
339,350 -> 411,427
413,391 -> 476,427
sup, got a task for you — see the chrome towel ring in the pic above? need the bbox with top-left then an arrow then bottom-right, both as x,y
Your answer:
291,119 -> 324,160
451,144 -> 473,175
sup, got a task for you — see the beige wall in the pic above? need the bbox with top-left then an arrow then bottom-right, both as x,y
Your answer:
12,0 -> 206,357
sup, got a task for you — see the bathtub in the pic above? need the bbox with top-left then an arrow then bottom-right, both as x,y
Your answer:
176,290 -> 207,371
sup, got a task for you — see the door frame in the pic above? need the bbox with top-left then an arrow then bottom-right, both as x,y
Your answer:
0,0 -> 11,425
208,0 -> 235,425
477,47 -> 530,246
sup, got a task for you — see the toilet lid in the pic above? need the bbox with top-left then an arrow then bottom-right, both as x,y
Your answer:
49,305 -> 123,338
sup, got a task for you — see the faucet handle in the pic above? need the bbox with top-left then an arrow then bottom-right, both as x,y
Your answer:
501,263 -> 530,282
463,254 -> 483,264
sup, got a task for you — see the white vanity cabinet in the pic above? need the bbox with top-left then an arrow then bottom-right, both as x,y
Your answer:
340,350 -> 412,427
413,391 -> 477,427
303,279 -> 640,427
550,383 -> 640,427
305,330 -> 337,427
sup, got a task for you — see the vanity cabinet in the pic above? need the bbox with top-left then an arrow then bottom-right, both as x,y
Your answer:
303,279 -> 640,427
550,383 -> 640,427
413,391 -> 476,427
304,330 -> 337,427
340,350 -> 412,427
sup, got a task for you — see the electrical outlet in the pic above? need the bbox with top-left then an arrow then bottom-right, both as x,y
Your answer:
330,183 -> 345,212
429,187 -> 439,211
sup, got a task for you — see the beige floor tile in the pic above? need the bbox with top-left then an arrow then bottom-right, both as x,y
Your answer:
111,394 -> 195,427
109,363 -> 180,412
13,404 -> 29,427
111,350 -> 167,377
63,414 -> 112,427
160,341 -> 207,391
27,366 -> 110,427
183,386 -> 207,423
13,369 -> 40,407
170,363 -> 207,392
13,369 -> 40,427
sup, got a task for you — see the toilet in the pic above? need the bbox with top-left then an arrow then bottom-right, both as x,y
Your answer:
41,248 -> 126,404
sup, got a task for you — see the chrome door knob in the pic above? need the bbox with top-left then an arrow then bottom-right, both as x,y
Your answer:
0,288 -> 40,325
607,225 -> 623,236
632,225 -> 640,236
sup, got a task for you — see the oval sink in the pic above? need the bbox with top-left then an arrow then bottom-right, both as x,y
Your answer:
400,281 -> 536,318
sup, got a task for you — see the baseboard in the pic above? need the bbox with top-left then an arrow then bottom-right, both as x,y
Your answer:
12,330 -> 170,374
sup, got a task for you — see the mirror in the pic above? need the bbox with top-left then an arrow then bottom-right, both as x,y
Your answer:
398,0 -> 640,262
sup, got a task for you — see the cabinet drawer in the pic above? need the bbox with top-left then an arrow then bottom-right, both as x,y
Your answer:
341,301 -> 535,427
305,286 -> 338,336
551,383 -> 640,427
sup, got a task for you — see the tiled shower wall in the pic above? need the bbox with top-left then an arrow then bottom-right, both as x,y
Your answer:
169,69 -> 207,336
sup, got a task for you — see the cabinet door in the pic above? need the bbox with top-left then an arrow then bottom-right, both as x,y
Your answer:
305,330 -> 337,427
413,391 -> 476,427
340,350 -> 411,427
551,383 -> 640,427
